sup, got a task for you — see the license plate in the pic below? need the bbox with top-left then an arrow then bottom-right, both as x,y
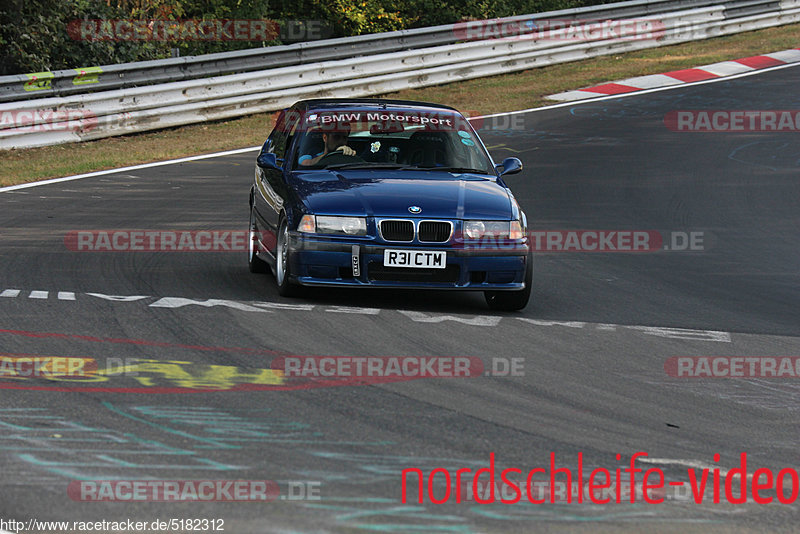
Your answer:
383,249 -> 446,269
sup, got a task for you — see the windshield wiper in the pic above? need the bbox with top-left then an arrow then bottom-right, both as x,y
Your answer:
324,163 -> 417,170
415,166 -> 490,174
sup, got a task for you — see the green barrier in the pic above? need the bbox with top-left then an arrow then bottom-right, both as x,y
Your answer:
72,66 -> 103,85
23,72 -> 54,91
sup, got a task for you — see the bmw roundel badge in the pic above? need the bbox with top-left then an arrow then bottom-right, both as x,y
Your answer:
408,206 -> 422,214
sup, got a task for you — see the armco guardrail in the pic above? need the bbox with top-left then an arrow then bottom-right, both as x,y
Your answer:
0,0 -> 777,103
1,0 -> 798,149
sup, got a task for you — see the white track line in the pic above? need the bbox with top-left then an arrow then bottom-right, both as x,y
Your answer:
1,60 -> 798,194
0,146 -> 259,193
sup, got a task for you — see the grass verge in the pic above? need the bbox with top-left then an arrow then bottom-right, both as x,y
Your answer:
1,23 -> 798,187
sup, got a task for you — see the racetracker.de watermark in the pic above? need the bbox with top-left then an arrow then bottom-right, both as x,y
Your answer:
458,230 -> 706,252
67,480 -> 321,502
63,230 -> 707,252
665,357 -> 800,378
452,18 -> 665,41
64,230 -> 253,252
67,19 -> 332,42
0,109 -> 97,132
0,356 -> 98,378
272,356 -> 524,381
665,111 -> 800,132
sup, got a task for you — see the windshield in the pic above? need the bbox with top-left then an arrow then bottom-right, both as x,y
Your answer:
290,109 -> 494,174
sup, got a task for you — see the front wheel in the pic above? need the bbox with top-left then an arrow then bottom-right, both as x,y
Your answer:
275,219 -> 301,297
484,254 -> 532,311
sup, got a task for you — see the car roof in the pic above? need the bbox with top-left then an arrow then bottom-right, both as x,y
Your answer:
293,98 -> 460,114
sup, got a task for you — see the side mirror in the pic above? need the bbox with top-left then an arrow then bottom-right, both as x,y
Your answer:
496,157 -> 522,176
257,152 -> 282,170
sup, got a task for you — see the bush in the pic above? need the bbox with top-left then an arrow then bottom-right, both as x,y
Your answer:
0,0 -> 613,75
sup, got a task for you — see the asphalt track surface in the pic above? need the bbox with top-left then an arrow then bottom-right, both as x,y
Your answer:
1,64 -> 799,534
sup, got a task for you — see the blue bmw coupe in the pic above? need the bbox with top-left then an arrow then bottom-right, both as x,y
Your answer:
249,98 -> 531,310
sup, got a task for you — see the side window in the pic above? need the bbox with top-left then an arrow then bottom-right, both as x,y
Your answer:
268,110 -> 288,161
282,112 -> 302,167
264,109 -> 302,169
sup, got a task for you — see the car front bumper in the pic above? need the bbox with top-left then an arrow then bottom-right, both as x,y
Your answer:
288,233 -> 529,290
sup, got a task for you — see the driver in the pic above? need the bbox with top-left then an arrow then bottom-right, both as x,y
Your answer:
299,127 -> 356,166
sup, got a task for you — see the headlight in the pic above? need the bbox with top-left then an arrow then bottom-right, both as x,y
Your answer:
299,215 -> 367,236
464,221 -> 485,239
463,220 -> 523,239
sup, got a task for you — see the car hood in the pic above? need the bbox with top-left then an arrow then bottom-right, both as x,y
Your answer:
289,169 -> 512,219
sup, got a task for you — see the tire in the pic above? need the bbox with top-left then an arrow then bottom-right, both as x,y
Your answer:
275,218 -> 301,297
248,205 -> 269,273
484,253 -> 533,311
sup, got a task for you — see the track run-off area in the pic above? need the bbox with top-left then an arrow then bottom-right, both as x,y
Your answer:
0,62 -> 799,533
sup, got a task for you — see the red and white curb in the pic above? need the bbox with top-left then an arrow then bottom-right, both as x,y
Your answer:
548,47 -> 800,101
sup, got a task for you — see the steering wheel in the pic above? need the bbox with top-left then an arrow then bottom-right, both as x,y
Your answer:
315,149 -> 364,167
